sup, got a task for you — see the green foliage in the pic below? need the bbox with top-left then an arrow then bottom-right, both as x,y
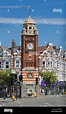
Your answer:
0,68 -> 12,86
39,71 -> 57,85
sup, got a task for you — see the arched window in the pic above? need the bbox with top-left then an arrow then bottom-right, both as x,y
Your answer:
48,60 -> 53,68
29,27 -> 31,29
42,59 -> 46,68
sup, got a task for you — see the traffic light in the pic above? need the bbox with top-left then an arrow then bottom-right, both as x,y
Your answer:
10,73 -> 17,85
14,74 -> 17,80
10,77 -> 14,86
19,75 -> 23,82
36,77 -> 38,85
10,74 -> 13,86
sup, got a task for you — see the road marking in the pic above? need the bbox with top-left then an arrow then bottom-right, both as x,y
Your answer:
44,102 -> 51,106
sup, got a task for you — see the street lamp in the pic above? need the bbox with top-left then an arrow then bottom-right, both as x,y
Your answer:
64,78 -> 66,92
15,74 -> 22,100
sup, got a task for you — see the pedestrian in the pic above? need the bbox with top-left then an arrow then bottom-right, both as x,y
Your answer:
57,86 -> 59,95
45,86 -> 47,95
42,89 -> 44,95
2,89 -> 6,99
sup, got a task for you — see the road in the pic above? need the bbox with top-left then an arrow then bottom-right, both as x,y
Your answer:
0,94 -> 66,106
0,94 -> 66,113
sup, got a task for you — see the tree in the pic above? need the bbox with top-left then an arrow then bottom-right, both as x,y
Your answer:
0,68 -> 12,86
0,70 -> 5,86
39,71 -> 57,86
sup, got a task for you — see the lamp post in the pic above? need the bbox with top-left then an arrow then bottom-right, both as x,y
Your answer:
38,55 -> 41,92
10,69 -> 16,96
64,72 -> 65,92
64,77 -> 66,92
15,73 -> 22,100
19,74 -> 22,98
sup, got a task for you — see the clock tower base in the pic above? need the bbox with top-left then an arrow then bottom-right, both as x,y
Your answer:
21,67 -> 39,97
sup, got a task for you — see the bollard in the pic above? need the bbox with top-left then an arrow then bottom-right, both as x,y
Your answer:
34,92 -> 36,97
11,93 -> 15,101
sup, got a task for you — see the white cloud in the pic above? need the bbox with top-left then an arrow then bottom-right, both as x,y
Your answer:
41,1 -> 66,5
35,18 -> 66,25
0,5 -> 27,9
0,18 -> 24,24
0,17 -> 66,25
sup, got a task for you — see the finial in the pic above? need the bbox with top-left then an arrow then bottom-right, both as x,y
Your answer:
27,6 -> 31,17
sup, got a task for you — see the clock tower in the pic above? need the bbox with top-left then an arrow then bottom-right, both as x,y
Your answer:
21,14 -> 39,96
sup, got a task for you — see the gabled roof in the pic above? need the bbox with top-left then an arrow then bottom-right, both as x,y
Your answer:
38,46 -> 47,54
38,45 -> 57,54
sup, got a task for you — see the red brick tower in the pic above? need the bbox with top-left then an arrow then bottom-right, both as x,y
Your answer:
21,15 -> 39,96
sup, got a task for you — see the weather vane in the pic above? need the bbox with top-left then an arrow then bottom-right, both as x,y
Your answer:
27,6 -> 31,17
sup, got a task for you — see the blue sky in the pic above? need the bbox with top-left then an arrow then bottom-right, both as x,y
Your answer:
0,0 -> 66,50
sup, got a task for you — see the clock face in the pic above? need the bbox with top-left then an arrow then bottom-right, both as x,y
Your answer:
28,73 -> 32,78
27,43 -> 33,50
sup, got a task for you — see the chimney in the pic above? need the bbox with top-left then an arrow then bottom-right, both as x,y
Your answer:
12,39 -> 16,48
11,39 -> 16,55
